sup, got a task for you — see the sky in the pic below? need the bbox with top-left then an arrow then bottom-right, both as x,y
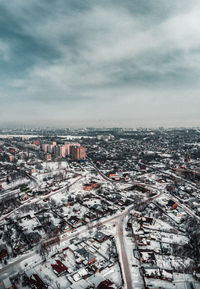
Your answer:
0,0 -> 200,128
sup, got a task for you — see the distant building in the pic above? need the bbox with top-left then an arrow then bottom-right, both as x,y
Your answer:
97,135 -> 114,142
33,140 -> 40,147
46,154 -> 52,161
9,155 -> 14,162
185,151 -> 191,163
64,142 -> 80,155
53,145 -> 61,158
60,145 -> 67,158
47,144 -> 55,153
71,146 -> 86,161
42,144 -> 48,152
53,143 -> 81,158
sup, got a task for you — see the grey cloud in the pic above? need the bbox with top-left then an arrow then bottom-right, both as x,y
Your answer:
0,0 -> 200,127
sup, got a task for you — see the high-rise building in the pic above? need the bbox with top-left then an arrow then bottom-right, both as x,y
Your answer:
42,144 -> 49,152
33,140 -> 40,147
46,154 -> 52,161
71,146 -> 86,161
53,145 -> 61,158
60,145 -> 67,158
48,144 -> 56,153
9,155 -> 15,162
64,142 -> 80,155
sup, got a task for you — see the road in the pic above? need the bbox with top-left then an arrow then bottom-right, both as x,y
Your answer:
87,158 -> 114,183
116,215 -> 133,289
0,252 -> 35,277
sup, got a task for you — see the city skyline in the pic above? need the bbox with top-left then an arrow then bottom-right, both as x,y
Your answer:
1,0 -> 200,128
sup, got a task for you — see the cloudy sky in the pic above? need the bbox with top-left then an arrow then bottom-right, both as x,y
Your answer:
0,0 -> 200,128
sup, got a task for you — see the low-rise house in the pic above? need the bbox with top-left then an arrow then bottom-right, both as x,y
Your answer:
144,268 -> 161,279
161,269 -> 173,282
193,270 -> 200,281
140,251 -> 156,264
0,278 -> 14,289
83,183 -> 93,191
76,247 -> 96,265
135,236 -> 150,247
68,215 -> 81,226
167,199 -> 178,210
83,181 -> 99,191
0,246 -> 8,260
51,259 -> 68,276
94,231 -> 109,243
77,267 -> 90,279
27,274 -> 47,289
90,181 -> 99,188
97,279 -> 117,289
26,232 -> 41,244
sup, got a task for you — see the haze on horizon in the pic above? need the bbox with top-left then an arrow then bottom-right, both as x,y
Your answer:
0,0 -> 200,128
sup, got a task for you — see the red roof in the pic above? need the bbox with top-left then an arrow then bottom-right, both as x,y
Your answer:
51,260 -> 68,275
29,274 -> 47,289
97,279 -> 114,289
